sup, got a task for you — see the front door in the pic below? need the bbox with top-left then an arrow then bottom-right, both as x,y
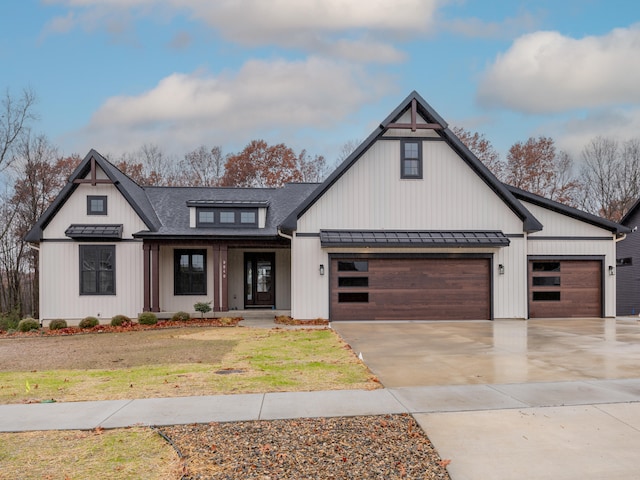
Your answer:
245,252 -> 275,308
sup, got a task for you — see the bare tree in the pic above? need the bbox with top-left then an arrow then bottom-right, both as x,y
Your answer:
580,136 -> 640,221
0,88 -> 37,174
179,145 -> 225,186
336,139 -> 361,164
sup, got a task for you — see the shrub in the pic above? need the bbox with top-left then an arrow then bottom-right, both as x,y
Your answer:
48,319 -> 68,330
0,310 -> 20,331
138,312 -> 158,325
194,301 -> 212,318
110,314 -> 131,327
171,311 -> 191,322
18,317 -> 40,332
79,316 -> 99,329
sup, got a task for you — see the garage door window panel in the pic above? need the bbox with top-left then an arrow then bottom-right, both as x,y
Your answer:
338,292 -> 369,303
338,261 -> 368,272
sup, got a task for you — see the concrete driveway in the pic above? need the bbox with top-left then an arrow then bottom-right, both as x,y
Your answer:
333,318 -> 640,480
333,318 -> 640,387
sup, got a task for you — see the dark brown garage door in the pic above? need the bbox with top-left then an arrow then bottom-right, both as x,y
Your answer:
528,260 -> 602,318
330,257 -> 491,321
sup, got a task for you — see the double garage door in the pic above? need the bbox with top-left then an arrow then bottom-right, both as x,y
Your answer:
330,257 -> 603,321
330,257 -> 491,321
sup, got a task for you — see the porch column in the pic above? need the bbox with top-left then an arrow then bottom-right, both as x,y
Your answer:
220,245 -> 228,311
143,243 -> 151,311
213,245 -> 220,312
150,244 -> 160,312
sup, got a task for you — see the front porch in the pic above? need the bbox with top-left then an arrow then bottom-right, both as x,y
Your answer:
141,240 -> 292,314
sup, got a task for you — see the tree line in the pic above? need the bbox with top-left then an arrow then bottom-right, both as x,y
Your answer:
2,87 -> 640,320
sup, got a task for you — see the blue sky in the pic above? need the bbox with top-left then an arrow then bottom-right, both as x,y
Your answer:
2,0 -> 640,166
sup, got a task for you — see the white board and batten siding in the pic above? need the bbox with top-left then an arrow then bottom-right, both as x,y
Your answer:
40,177 -> 147,321
291,136 -> 528,320
296,140 -> 523,233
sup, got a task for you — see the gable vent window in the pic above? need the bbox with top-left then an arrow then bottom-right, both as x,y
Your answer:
87,196 -> 107,215
401,140 -> 422,179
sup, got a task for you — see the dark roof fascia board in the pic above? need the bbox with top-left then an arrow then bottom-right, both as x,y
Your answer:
280,91 -> 542,233
506,185 -> 631,235
24,150 -> 159,242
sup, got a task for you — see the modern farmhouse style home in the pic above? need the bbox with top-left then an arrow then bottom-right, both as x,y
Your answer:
26,91 -> 628,322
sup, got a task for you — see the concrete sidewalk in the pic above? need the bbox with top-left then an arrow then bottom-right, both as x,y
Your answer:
2,379 -> 640,479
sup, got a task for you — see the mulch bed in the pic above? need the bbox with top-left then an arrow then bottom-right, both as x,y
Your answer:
274,316 -> 329,326
158,414 -> 451,479
0,318 -> 243,338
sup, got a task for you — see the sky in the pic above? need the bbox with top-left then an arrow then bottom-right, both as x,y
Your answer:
2,0 -> 640,167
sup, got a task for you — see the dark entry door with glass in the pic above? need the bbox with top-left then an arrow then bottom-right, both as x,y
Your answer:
245,252 -> 275,307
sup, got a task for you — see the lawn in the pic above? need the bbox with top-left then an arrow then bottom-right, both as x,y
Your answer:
0,326 -> 378,404
0,325 -> 377,479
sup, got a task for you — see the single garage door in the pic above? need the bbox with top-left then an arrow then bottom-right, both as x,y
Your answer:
330,257 -> 491,321
528,260 -> 602,318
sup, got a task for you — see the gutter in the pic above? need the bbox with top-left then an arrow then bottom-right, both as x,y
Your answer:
277,228 -> 293,241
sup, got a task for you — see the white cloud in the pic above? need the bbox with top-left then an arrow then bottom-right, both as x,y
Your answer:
43,0 -> 440,62
78,57 -> 392,155
442,12 -> 539,39
478,25 -> 640,113
553,107 -> 640,159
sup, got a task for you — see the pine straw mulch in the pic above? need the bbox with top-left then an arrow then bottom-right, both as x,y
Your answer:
158,414 -> 451,479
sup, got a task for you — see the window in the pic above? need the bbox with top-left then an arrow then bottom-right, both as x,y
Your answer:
87,196 -> 107,215
80,245 -> 115,295
401,140 -> 422,179
533,291 -> 561,301
532,262 -> 560,272
241,211 -> 257,224
532,276 -> 561,286
338,292 -> 369,303
219,211 -> 235,223
198,210 -> 215,225
174,249 -> 207,295
196,208 -> 258,227
338,277 -> 369,287
337,261 -> 368,272
617,257 -> 633,267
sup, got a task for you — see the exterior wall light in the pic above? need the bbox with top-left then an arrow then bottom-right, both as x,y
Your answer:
609,265 -> 615,276
498,264 -> 505,275
319,264 -> 325,276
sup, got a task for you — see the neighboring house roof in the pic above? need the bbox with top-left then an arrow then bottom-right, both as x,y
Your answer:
135,183 -> 317,240
506,185 -> 631,235
281,90 -> 543,234
621,197 -> 640,226
319,230 -> 510,248
25,149 -> 160,242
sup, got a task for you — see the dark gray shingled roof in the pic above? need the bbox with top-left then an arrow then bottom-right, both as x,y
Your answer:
281,90 -> 543,234
134,182 -> 318,239
320,230 -> 510,248
506,185 -> 630,235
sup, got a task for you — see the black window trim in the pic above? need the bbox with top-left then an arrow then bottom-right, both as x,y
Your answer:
400,139 -> 423,179
174,249 -> 207,295
79,244 -> 115,296
196,207 -> 258,228
87,195 -> 108,215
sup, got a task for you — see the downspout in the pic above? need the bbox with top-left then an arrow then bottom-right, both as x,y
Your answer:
25,243 -> 40,251
615,234 -> 627,243
277,228 -> 293,241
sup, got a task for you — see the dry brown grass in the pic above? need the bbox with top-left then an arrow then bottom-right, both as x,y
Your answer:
0,428 -> 181,480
